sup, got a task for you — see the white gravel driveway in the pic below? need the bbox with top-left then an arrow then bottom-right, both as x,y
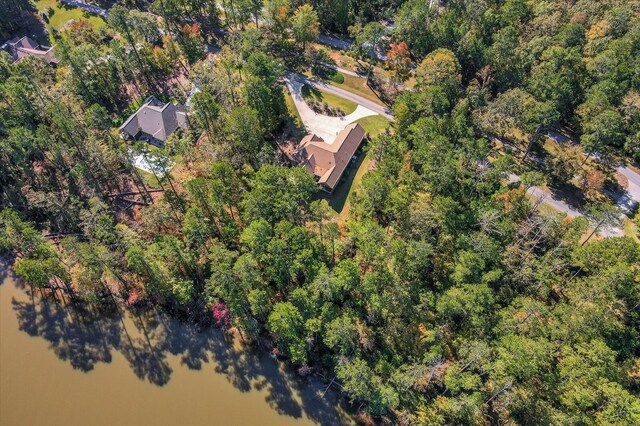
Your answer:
285,74 -> 379,143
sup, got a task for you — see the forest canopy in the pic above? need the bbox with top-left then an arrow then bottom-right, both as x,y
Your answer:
1,0 -> 640,424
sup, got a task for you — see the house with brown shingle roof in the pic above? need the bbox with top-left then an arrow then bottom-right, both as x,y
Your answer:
3,36 -> 58,65
293,122 -> 366,193
119,96 -> 188,147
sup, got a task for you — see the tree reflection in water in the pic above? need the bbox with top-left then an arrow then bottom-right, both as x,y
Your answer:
9,287 -> 353,425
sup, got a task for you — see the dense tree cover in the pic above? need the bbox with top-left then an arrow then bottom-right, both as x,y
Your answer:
392,0 -> 640,162
0,0 -> 36,40
284,0 -> 402,34
1,1 -> 640,424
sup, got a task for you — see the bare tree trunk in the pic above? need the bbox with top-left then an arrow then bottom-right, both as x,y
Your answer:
582,217 -> 606,246
523,126 -> 541,163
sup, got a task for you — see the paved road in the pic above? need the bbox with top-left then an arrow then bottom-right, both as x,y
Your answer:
512,132 -> 640,238
616,165 -> 640,209
509,174 -> 625,236
547,130 -> 640,212
286,72 -> 393,120
318,34 -> 351,51
502,132 -> 640,226
509,174 -> 580,218
61,0 -> 107,17
547,129 -> 640,217
317,61 -> 363,77
317,34 -> 387,60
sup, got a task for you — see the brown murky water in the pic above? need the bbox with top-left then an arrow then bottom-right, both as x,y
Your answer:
0,261 -> 353,426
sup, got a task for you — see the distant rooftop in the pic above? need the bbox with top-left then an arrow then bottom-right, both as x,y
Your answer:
119,96 -> 188,146
4,36 -> 58,64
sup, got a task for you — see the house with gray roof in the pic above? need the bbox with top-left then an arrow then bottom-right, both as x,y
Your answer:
3,36 -> 58,65
119,96 -> 188,147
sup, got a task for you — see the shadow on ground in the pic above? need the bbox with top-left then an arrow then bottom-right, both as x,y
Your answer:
546,181 -> 588,211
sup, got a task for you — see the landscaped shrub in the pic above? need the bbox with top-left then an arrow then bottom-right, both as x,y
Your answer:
328,71 -> 344,84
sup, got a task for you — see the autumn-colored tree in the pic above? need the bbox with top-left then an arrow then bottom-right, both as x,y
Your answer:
580,168 -> 606,201
385,41 -> 412,83
178,23 -> 206,64
291,4 -> 319,50
65,20 -> 100,45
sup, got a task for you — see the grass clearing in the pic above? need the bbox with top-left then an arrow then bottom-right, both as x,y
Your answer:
284,89 -> 303,124
305,65 -> 386,107
327,71 -> 344,84
135,168 -> 162,189
335,73 -> 386,106
310,64 -> 345,84
283,89 -> 306,141
313,44 -> 386,76
36,0 -> 105,42
355,115 -> 390,138
310,43 -> 418,91
623,216 -> 639,242
301,84 -> 358,115
537,202 -> 563,217
319,45 -> 359,70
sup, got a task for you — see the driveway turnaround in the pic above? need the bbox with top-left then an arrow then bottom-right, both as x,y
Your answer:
285,74 -> 378,143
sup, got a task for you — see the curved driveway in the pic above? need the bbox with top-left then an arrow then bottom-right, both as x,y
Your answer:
284,74 -> 378,142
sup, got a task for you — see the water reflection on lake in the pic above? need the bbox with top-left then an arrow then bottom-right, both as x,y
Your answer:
0,261 -> 353,426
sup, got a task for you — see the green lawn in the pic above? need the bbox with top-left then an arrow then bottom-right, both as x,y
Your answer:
283,89 -> 306,141
310,63 -> 345,84
284,89 -> 302,123
135,167 -> 162,189
355,115 -> 390,138
309,43 -> 400,85
304,66 -> 386,107
301,84 -> 358,115
325,117 -> 390,216
334,73 -> 387,107
36,0 -> 105,40
327,71 -> 345,84
623,216 -> 639,242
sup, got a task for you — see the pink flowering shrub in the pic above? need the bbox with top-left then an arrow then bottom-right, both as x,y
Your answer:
126,289 -> 142,306
211,302 -> 231,327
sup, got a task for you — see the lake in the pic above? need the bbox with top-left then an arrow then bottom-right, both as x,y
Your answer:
0,260 -> 353,426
